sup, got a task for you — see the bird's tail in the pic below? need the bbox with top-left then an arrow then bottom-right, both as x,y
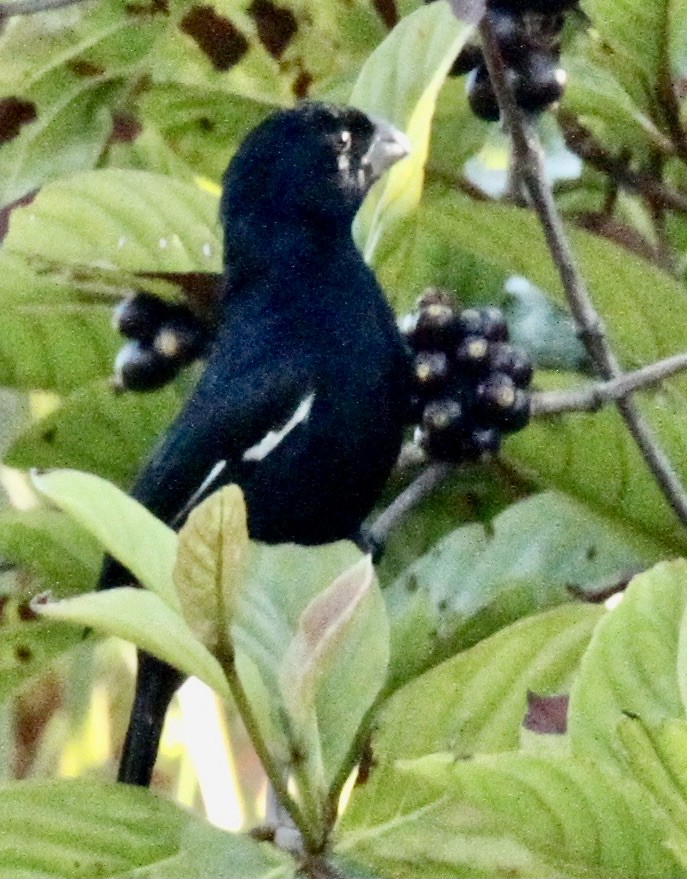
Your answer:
117,651 -> 183,786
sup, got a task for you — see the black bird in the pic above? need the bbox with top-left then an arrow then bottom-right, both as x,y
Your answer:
100,102 -> 413,786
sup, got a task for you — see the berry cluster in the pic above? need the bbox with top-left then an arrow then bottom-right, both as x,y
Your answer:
449,0 -> 579,121
400,289 -> 533,462
112,293 -> 210,392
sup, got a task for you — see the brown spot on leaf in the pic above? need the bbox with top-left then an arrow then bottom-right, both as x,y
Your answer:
247,0 -> 297,59
180,6 -> 249,71
0,595 -> 8,622
0,97 -> 37,145
125,0 -> 168,15
15,644 -> 32,663
17,601 -> 38,622
356,738 -> 376,785
41,427 -> 57,444
371,0 -> 398,29
292,67 -> 312,99
67,59 -> 105,77
110,111 -> 142,144
523,692 -> 568,735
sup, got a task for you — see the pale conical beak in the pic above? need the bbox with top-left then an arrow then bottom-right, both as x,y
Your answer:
361,116 -> 411,183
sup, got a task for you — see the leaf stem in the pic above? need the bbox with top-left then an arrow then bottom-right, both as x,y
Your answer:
478,16 -> 687,529
216,645 -> 321,852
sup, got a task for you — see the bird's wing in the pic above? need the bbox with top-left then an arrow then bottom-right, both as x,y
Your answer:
131,356 -> 311,526
99,356 -> 309,590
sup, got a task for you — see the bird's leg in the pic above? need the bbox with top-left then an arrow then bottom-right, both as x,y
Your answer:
117,651 -> 183,786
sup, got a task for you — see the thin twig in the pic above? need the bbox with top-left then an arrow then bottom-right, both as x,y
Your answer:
559,114 -> 687,215
479,18 -> 687,528
531,352 -> 687,416
368,462 -> 450,547
0,0 -> 91,17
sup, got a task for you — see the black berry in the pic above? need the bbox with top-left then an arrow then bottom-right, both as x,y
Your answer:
414,350 -> 451,393
466,64 -> 501,122
455,335 -> 490,371
450,43 -> 484,77
113,341 -> 177,392
488,342 -> 533,387
113,293 -> 178,343
515,51 -> 566,112
495,388 -> 531,432
476,372 -> 518,416
153,317 -> 207,365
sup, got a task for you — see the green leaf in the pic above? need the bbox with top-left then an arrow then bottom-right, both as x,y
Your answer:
0,779 -> 293,878
6,380 -> 183,488
678,600 -> 687,713
3,170 -> 222,274
506,371 -> 686,551
0,0 -> 173,207
373,603 -> 601,762
0,611 -> 80,705
33,587 -> 229,700
0,510 -> 104,702
31,469 -> 178,609
616,715 -> 686,839
580,0 -> 686,103
384,491 -> 659,689
173,485 -> 250,653
415,187 -> 686,368
0,508 -> 101,597
350,1 -> 474,262
336,751 -> 683,879
569,559 -> 687,765
562,53 -> 672,156
0,303 -> 117,392
279,555 -> 389,788
139,84 -> 274,181
232,542 -> 371,773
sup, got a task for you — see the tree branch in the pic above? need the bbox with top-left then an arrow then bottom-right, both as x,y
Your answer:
368,462 -> 450,547
0,0 -> 91,17
478,17 -> 687,529
559,114 -> 687,215
531,352 -> 687,416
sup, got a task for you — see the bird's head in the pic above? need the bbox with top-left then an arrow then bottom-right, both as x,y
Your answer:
220,102 -> 410,238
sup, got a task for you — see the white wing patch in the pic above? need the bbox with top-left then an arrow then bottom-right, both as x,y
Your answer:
242,392 -> 315,462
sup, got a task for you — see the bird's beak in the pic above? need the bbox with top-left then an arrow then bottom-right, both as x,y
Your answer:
361,116 -> 411,183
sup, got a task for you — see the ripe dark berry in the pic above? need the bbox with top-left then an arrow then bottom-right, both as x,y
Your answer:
478,306 -> 509,342
466,64 -> 501,122
450,43 -> 484,77
455,335 -> 490,370
414,350 -> 451,392
496,388 -> 531,432
401,302 -> 459,349
486,6 -> 526,65
416,287 -> 455,310
421,398 -> 465,434
488,342 -> 533,387
476,372 -> 517,416
464,426 -> 502,460
514,52 -> 567,113
489,0 -> 579,13
113,341 -> 177,392
153,317 -> 207,365
113,293 -> 178,343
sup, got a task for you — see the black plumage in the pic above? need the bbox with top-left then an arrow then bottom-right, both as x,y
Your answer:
100,102 -> 413,786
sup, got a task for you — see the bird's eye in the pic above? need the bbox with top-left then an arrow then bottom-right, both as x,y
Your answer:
339,130 -> 352,151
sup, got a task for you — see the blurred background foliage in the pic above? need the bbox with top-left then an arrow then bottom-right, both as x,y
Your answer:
0,0 -> 684,858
